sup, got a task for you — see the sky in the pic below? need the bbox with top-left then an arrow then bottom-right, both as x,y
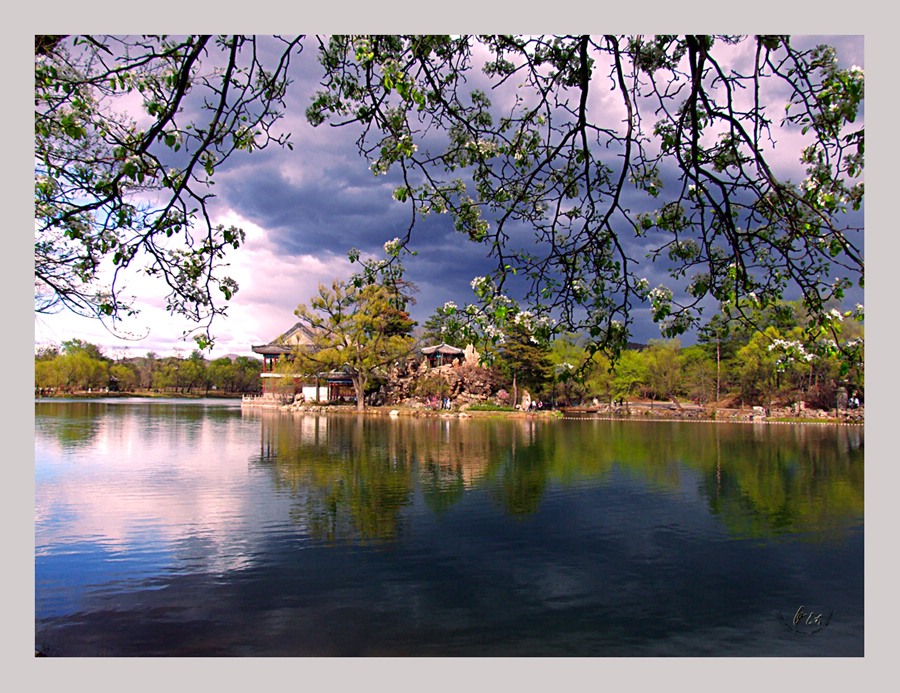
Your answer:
32,34 -> 866,361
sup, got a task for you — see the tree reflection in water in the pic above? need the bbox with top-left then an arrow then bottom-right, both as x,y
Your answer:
247,412 -> 863,544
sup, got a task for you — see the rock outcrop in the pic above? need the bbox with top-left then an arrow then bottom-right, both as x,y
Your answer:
377,358 -> 498,408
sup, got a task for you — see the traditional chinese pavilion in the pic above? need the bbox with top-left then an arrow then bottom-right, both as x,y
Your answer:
420,343 -> 465,367
251,322 -> 354,401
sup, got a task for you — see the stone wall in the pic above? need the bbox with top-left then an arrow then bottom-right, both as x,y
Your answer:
241,393 -> 293,408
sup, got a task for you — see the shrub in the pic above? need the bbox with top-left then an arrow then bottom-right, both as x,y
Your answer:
466,403 -> 517,412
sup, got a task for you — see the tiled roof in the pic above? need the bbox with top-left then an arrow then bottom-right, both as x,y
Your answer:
420,343 -> 464,355
251,344 -> 293,355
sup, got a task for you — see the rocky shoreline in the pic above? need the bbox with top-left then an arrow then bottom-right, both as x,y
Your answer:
241,397 -> 864,425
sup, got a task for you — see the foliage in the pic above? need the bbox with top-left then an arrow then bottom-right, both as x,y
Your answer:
420,303 -> 469,347
291,292 -> 864,410
36,339 -> 111,391
643,339 -> 684,403
583,350 -> 614,405
109,362 -> 140,391
348,237 -> 418,337
548,332 -> 591,404
35,35 -> 303,347
734,327 -> 783,407
35,340 -> 262,395
38,35 -> 863,364
308,35 -> 863,362
412,373 -> 451,399
493,320 -> 554,404
609,349 -> 649,405
292,277 -> 416,411
680,345 -> 718,405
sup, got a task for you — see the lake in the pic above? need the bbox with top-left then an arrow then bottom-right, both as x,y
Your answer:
34,399 -> 864,656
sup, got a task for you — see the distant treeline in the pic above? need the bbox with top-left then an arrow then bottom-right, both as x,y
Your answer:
34,340 -> 262,396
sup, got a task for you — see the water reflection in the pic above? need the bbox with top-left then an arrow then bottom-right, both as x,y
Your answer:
35,399 -> 266,576
35,403 -> 864,656
247,413 -> 863,543
700,424 -> 864,541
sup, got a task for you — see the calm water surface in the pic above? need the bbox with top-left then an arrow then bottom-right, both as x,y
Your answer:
34,399 -> 864,656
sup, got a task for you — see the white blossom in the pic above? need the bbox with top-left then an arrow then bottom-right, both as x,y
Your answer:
648,286 -> 671,303
513,310 -> 534,325
768,339 -> 816,365
484,323 -> 505,343
470,276 -> 488,290
467,138 -> 499,157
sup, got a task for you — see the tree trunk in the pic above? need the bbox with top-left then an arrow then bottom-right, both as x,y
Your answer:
716,336 -> 721,403
353,375 -> 367,412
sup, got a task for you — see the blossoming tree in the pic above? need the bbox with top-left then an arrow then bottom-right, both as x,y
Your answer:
36,35 -> 863,361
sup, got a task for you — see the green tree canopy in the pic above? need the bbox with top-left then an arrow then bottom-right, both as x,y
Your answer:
293,280 -> 416,411
420,303 -> 469,348
644,339 -> 684,404
548,332 -> 591,404
610,349 -> 648,406
495,319 -> 554,405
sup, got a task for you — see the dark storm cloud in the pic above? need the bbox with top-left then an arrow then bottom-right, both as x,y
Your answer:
209,38 -> 490,266
218,154 -> 410,257
205,34 -> 864,344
